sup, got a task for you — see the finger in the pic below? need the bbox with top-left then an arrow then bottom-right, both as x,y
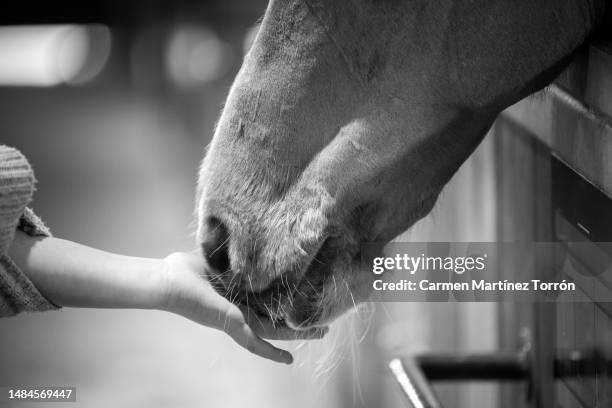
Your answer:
224,312 -> 293,364
297,326 -> 329,339
262,326 -> 328,340
181,289 -> 293,364
239,306 -> 329,340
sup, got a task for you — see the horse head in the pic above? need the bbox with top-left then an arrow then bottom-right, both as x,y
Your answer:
197,0 -> 604,328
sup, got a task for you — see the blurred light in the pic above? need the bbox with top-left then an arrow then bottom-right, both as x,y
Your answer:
166,25 -> 234,87
0,25 -> 111,87
67,25 -> 112,85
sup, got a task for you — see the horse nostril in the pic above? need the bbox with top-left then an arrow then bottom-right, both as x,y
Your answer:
201,216 -> 231,274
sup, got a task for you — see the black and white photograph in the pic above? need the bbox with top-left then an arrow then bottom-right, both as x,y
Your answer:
1,1 -> 611,407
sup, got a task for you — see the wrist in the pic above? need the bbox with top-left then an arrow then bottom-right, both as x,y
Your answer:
134,257 -> 171,310
156,258 -> 177,312
156,251 -> 207,315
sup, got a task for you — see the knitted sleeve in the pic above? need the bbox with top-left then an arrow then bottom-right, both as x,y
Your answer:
0,145 -> 59,317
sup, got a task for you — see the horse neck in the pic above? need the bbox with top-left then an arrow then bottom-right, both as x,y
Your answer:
263,0 -> 604,111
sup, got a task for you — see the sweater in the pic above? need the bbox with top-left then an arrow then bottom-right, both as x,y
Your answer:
0,145 -> 59,317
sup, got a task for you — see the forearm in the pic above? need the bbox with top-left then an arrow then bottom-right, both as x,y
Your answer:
8,230 -> 166,310
7,231 -> 310,364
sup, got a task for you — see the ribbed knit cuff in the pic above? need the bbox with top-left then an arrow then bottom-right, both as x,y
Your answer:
19,207 -> 51,237
0,254 -> 59,316
0,146 -> 35,255
0,145 -> 59,317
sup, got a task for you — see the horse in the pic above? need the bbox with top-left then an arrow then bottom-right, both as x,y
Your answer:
196,0 -> 609,329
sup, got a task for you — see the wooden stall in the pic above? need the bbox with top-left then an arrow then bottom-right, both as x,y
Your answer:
390,27 -> 612,408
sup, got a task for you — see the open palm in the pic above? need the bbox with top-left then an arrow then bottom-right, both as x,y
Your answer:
160,251 -> 326,364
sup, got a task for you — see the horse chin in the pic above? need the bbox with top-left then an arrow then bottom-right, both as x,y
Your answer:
283,254 -> 374,329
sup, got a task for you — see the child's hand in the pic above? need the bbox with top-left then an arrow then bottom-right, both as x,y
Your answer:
160,251 -> 327,364
9,231 -> 324,364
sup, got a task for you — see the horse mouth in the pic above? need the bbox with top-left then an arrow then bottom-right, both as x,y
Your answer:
254,237 -> 339,329
241,271 -> 326,330
212,238 -> 337,330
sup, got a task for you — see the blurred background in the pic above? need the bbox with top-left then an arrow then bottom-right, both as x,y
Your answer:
0,1 -> 498,407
